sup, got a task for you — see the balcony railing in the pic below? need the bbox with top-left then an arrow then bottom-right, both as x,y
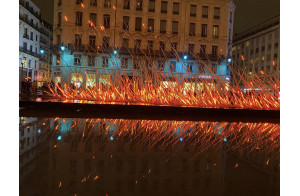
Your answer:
19,46 -> 40,58
19,14 -> 40,32
19,0 -> 41,20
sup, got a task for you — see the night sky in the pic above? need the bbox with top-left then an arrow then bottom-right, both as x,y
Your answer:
31,0 -> 279,34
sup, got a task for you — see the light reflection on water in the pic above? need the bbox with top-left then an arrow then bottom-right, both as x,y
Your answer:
19,117 -> 279,196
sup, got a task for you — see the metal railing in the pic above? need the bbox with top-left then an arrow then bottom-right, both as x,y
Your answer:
19,14 -> 40,32
19,46 -> 40,58
19,0 -> 41,20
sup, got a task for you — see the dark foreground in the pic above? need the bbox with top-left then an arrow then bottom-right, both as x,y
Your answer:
20,101 -> 280,123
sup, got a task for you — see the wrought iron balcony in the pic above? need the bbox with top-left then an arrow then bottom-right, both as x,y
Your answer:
19,14 -> 40,32
19,46 -> 40,58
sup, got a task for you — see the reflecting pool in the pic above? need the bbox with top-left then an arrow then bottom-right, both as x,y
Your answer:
19,117 -> 279,196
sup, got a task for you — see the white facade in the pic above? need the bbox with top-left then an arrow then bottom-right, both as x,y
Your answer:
19,0 -> 41,83
232,16 -> 280,79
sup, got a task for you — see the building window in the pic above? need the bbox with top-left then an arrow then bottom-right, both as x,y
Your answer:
104,0 -> 111,8
275,43 -> 279,48
172,21 -> 178,35
171,42 -> 177,56
58,0 -> 62,6
161,1 -> 167,13
121,16 -> 130,30
189,23 -> 195,36
148,18 -> 154,32
23,28 -> 28,38
103,37 -> 110,49
36,35 -> 38,41
212,46 -> 218,56
188,62 -> 193,72
75,34 -> 82,47
23,42 -> 27,51
158,60 -> 165,71
190,5 -> 196,17
74,54 -> 82,65
202,6 -> 208,18
133,58 -> 141,69
170,61 -> 176,72
88,56 -> 95,66
57,12 -> 62,27
89,13 -> 97,27
200,45 -> 206,56
213,25 -> 219,38
173,2 -> 179,15
262,46 -> 265,52
268,44 -> 272,50
75,12 -> 83,26
30,32 -> 33,40
89,35 -> 96,48
135,17 -> 142,31
136,0 -> 143,11
201,24 -> 207,37
76,0 -> 83,4
149,0 -> 155,12
159,41 -> 165,51
102,57 -> 108,67
188,44 -> 194,54
134,39 -> 141,52
255,47 -> 259,53
214,7 -> 220,19
90,0 -> 97,6
160,20 -> 166,34
121,58 -> 128,69
122,38 -> 129,48
147,40 -> 153,52
123,0 -> 130,9
104,14 -> 110,28
57,35 -> 61,45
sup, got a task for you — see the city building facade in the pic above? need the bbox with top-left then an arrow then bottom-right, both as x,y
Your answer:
40,20 -> 53,83
52,0 -> 235,88
232,16 -> 280,88
19,0 -> 41,83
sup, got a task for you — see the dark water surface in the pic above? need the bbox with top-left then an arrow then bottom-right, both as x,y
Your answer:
19,117 -> 279,196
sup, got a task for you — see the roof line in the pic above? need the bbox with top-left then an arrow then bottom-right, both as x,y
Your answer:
237,15 -> 280,35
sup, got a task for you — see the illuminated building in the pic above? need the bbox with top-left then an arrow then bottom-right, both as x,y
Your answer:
39,20 -> 53,85
19,0 -> 41,83
52,0 -> 235,88
232,16 -> 280,88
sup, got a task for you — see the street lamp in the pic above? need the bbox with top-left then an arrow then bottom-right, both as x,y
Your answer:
183,54 -> 188,60
60,46 -> 65,51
